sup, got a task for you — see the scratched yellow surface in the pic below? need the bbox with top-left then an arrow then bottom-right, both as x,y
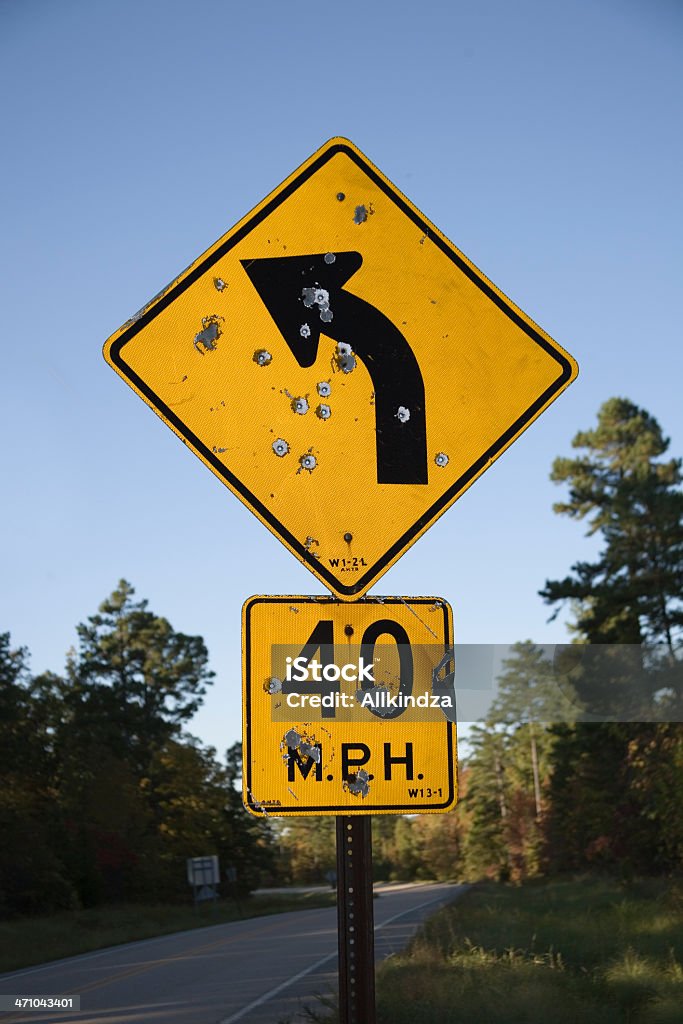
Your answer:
242,596 -> 457,816
103,138 -> 578,599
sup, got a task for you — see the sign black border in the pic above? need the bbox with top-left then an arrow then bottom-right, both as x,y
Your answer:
243,595 -> 455,815
110,141 -> 573,597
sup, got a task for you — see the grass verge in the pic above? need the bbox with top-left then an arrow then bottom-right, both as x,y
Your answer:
0,891 -> 336,974
301,877 -> 683,1023
374,877 -> 683,1024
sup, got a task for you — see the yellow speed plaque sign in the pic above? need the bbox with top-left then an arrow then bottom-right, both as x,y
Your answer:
242,595 -> 457,816
104,138 -> 577,599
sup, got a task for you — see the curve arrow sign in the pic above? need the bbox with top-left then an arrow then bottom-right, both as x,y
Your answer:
241,252 -> 428,485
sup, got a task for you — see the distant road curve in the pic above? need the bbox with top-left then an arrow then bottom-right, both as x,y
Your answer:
0,882 -> 468,1024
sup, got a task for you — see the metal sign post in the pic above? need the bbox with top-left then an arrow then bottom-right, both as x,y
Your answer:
336,816 -> 376,1024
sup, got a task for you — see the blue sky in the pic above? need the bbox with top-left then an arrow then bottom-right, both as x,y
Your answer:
1,0 -> 681,756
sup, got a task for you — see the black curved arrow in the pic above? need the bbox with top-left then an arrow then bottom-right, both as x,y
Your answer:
241,252 -> 428,485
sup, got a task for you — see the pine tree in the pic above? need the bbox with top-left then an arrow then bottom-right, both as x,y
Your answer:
53,582 -> 216,904
462,724 -> 514,880
541,397 -> 683,660
490,642 -> 577,817
540,399 -> 683,873
61,580 -> 214,773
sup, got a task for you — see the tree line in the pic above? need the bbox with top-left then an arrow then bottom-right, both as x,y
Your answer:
0,582 -> 274,914
1,397 -> 681,914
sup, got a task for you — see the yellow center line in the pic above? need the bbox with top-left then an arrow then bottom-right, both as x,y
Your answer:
78,914 -> 312,995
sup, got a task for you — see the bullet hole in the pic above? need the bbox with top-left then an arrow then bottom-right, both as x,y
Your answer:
356,684 -> 396,718
302,287 -> 321,307
316,403 -> 331,420
291,396 -> 309,415
302,285 -> 334,324
324,252 -> 336,264
335,342 -> 356,374
264,677 -> 283,694
253,349 -> 272,366
300,323 -> 311,338
281,730 -> 322,768
213,277 -> 228,291
345,768 -> 370,798
396,406 -> 411,424
353,205 -> 368,224
272,438 -> 289,457
298,452 -> 317,473
193,314 -> 224,354
317,381 -> 331,398
299,741 -> 321,763
435,452 -> 449,468
304,536 -> 319,551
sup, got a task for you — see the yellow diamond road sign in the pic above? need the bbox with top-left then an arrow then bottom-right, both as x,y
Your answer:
104,138 -> 578,599
242,596 -> 456,816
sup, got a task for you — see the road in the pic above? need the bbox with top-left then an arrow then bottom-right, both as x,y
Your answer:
0,883 -> 466,1024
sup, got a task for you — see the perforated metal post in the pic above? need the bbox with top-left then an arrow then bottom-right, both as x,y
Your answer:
336,815 -> 376,1024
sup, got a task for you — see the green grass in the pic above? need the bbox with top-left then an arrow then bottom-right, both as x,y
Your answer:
373,878 -> 683,1024
301,877 -> 683,1024
0,891 -> 336,974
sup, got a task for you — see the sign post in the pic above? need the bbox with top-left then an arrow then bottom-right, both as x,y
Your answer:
337,816 -> 376,1024
242,594 -> 455,1024
104,137 -> 578,1024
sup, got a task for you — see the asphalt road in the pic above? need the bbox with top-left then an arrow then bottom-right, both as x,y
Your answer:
0,883 -> 467,1024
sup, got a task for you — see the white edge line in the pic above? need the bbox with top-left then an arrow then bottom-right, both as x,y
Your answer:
217,950 -> 338,1024
218,885 -> 465,1024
